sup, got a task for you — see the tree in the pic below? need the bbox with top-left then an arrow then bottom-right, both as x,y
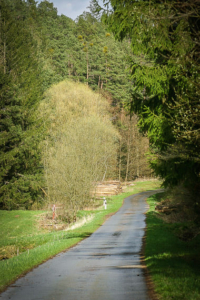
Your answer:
95,0 -> 200,191
113,110 -> 151,181
36,5 -> 134,105
34,2 -> 152,185
0,0 -> 44,209
41,80 -> 119,220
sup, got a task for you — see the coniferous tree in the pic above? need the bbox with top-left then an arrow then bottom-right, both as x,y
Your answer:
0,0 -> 44,209
95,0 -> 200,192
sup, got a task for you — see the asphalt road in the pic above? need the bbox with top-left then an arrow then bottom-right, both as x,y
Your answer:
1,190 -> 161,300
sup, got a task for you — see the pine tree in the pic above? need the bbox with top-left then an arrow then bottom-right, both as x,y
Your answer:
0,0 -> 44,209
34,2 -> 152,182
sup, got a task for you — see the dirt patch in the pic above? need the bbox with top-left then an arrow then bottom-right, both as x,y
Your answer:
0,244 -> 35,261
104,212 -> 115,221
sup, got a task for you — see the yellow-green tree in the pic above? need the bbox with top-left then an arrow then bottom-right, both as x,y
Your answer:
40,80 -> 118,220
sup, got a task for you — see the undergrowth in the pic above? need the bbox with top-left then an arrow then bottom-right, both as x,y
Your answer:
145,191 -> 200,300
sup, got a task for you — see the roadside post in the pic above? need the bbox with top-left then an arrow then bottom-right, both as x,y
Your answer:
103,197 -> 107,209
52,204 -> 56,220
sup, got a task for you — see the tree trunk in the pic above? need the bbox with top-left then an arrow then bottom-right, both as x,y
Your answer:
98,75 -> 100,88
86,51 -> 89,84
125,119 -> 131,182
136,133 -> 140,177
3,40 -> 6,74
3,19 -> 6,75
118,137 -> 122,182
105,58 -> 107,84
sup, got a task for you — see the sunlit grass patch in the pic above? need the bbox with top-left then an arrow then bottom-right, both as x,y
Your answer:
125,179 -> 162,194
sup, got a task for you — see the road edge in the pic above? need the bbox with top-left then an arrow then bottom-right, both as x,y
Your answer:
140,190 -> 164,300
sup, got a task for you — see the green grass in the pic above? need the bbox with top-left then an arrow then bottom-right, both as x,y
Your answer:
145,193 -> 200,300
125,179 -> 162,194
0,180 -> 161,292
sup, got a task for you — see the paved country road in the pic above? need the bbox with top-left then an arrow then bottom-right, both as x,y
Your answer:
1,190 -> 162,300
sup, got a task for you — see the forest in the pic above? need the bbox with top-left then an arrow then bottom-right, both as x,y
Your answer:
0,0 -> 199,217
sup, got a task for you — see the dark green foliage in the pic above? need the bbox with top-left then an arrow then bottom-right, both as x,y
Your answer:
35,2 -> 148,182
37,4 -> 133,105
99,0 -> 200,192
0,0 -> 45,209
0,0 -> 152,210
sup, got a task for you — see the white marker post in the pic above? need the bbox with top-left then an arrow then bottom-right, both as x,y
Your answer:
103,197 -> 107,209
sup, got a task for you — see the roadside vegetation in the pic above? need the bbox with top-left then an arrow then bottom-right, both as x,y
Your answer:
145,190 -> 200,300
0,0 -> 151,211
0,180 -> 161,293
1,1 -> 200,299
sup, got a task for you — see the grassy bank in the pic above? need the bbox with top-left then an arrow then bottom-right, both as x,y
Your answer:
145,192 -> 200,300
0,180 -> 161,292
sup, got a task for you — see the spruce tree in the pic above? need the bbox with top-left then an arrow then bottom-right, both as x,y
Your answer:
98,0 -> 200,191
0,0 -> 44,209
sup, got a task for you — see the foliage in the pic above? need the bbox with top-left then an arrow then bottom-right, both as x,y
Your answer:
37,5 -> 134,104
0,0 -> 153,211
112,110 -> 152,181
37,2 -> 152,184
0,0 -> 45,209
96,0 -> 200,192
40,80 -> 119,217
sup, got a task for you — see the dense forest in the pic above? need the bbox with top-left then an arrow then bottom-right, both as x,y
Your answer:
0,0 -> 150,211
0,0 -> 199,215
97,0 -> 200,199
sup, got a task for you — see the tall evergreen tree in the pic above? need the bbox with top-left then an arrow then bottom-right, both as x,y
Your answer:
0,0 -> 44,209
94,0 -> 200,192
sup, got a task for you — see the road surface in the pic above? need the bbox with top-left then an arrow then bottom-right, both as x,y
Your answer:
1,190 -> 161,300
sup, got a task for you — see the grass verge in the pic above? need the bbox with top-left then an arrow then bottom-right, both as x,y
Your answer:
145,192 -> 200,300
0,179 -> 161,293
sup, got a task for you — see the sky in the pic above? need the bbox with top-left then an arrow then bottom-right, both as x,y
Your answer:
37,0 -> 104,20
